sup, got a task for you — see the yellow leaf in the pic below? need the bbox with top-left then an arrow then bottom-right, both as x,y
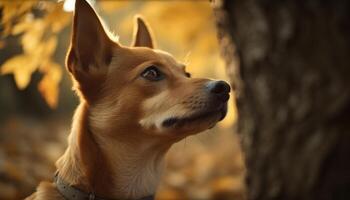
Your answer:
34,37 -> 58,72
21,19 -> 45,54
1,2 -> 36,37
11,21 -> 31,35
1,3 -> 20,25
14,69 -> 31,90
38,61 -> 62,108
44,3 -> 71,33
1,55 -> 37,89
45,36 -> 58,57
34,36 -> 57,60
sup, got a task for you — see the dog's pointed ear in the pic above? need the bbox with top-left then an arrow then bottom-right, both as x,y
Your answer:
132,16 -> 155,48
67,0 -> 114,77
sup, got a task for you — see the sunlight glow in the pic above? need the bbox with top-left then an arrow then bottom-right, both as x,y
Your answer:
63,0 -> 96,12
63,0 -> 75,12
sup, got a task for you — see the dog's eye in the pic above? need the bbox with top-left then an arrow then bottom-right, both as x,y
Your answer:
141,66 -> 164,81
185,72 -> 191,78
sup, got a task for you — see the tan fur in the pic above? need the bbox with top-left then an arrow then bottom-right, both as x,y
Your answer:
28,0 -> 229,199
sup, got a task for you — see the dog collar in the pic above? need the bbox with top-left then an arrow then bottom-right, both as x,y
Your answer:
54,172 -> 154,200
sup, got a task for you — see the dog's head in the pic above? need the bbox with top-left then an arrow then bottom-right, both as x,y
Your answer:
67,0 -> 230,140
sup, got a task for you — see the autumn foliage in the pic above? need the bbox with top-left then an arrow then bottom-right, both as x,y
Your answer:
1,1 -> 69,108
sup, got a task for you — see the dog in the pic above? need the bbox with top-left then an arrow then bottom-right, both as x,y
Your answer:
27,0 -> 230,199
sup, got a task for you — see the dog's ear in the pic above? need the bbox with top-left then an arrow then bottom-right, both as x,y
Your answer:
66,0 -> 114,78
132,16 -> 155,48
66,0 -> 116,101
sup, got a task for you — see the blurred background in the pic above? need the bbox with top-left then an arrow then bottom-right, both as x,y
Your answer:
0,1 -> 245,199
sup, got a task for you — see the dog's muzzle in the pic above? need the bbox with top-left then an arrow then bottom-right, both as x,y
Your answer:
162,80 -> 230,128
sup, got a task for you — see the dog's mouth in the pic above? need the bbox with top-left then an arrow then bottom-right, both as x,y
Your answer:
162,104 -> 228,128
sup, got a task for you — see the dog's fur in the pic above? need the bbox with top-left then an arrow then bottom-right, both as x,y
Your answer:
27,0 -> 230,199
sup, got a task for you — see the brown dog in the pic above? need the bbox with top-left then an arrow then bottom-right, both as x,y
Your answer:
27,0 -> 230,199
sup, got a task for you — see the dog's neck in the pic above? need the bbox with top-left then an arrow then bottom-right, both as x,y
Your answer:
56,103 -> 171,199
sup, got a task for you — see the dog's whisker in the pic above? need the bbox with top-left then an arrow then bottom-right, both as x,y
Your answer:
183,51 -> 191,66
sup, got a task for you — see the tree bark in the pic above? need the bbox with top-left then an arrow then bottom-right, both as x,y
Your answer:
213,0 -> 350,199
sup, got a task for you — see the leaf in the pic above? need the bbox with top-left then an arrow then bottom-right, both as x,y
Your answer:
11,20 -> 31,35
44,36 -> 58,57
1,55 -> 37,89
1,2 -> 34,24
33,36 -> 57,59
21,19 -> 45,54
0,2 -> 36,37
0,1 -> 68,109
38,61 -> 62,108
45,2 -> 71,33
23,36 -> 57,69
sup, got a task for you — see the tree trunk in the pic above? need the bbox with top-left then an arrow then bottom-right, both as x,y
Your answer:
213,0 -> 350,199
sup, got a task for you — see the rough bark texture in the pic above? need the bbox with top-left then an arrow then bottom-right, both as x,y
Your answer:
213,0 -> 350,199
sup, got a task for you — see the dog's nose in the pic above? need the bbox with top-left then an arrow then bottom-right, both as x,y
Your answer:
207,80 -> 231,94
206,80 -> 231,102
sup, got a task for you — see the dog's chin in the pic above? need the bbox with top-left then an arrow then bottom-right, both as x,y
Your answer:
162,104 -> 228,133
